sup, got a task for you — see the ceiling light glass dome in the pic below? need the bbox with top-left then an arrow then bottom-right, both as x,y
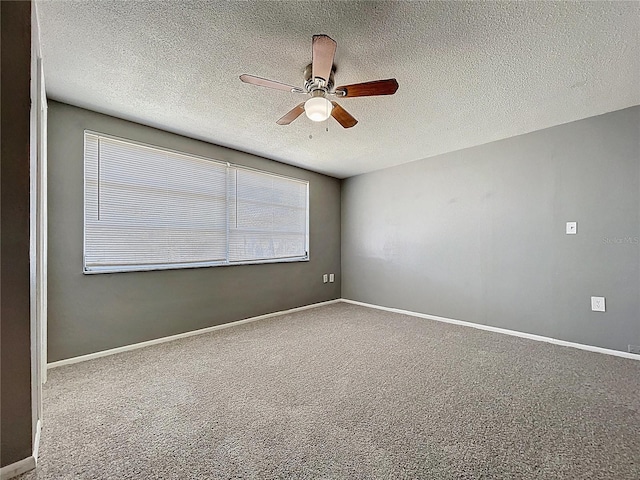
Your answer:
304,97 -> 333,122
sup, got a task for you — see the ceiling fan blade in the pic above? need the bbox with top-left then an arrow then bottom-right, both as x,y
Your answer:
276,103 -> 306,125
335,78 -> 399,97
330,102 -> 358,128
312,35 -> 337,83
240,74 -> 302,93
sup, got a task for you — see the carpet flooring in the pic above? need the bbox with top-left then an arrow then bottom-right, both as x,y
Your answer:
19,302 -> 640,479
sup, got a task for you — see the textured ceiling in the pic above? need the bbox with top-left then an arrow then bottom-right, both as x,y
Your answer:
37,1 -> 640,178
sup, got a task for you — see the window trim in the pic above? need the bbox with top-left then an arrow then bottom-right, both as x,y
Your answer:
83,130 -> 310,274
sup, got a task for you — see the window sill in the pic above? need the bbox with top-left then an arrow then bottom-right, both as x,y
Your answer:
83,256 -> 310,274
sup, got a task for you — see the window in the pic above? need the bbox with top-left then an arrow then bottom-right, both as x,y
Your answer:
84,132 -> 309,273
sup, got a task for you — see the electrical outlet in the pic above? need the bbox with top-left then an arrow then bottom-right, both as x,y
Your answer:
591,296 -> 605,312
628,345 -> 640,355
329,273 -> 335,283
323,274 -> 328,283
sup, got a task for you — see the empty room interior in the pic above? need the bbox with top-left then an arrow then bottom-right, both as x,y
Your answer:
2,1 -> 640,479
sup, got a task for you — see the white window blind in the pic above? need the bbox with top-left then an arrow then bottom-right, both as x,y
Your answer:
229,167 -> 308,262
84,132 -> 308,273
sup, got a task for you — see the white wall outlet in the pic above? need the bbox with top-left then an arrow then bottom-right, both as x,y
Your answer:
323,274 -> 328,283
329,273 -> 335,283
566,222 -> 577,234
591,296 -> 605,312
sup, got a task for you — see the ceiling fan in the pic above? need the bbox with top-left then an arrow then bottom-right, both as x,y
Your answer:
240,35 -> 399,128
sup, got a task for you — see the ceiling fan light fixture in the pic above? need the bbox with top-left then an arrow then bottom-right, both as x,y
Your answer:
304,96 -> 333,122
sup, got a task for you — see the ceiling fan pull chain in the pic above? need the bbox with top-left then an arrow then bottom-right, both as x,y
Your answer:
326,101 -> 330,132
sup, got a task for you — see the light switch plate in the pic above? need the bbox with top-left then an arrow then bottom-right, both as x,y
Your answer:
323,274 -> 328,283
566,222 -> 577,234
329,273 -> 335,283
591,296 -> 605,312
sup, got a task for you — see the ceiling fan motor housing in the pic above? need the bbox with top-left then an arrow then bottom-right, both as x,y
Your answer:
304,63 -> 335,95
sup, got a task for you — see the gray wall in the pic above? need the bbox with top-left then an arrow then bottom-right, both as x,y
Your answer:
48,101 -> 341,362
342,106 -> 640,353
1,0 -> 34,467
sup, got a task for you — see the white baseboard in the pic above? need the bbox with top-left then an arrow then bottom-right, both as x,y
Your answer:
0,419 -> 41,479
47,297 -> 637,370
0,456 -> 36,480
341,299 -> 640,361
48,299 -> 342,369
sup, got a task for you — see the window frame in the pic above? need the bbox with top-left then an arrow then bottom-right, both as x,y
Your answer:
83,130 -> 310,274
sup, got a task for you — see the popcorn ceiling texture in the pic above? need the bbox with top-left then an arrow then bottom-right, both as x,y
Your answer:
37,1 -> 639,178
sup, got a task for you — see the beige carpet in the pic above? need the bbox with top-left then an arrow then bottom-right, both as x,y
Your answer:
19,302 -> 640,479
